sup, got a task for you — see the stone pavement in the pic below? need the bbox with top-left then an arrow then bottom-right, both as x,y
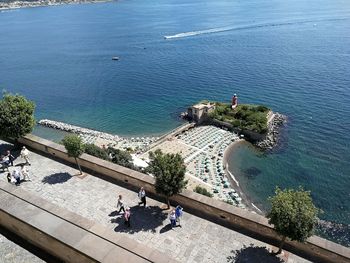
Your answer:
0,140 -> 310,263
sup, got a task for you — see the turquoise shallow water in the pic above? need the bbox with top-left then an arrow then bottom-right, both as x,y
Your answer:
0,0 -> 349,246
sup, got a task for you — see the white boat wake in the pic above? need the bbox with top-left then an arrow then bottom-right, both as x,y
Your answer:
164,17 -> 349,40
164,27 -> 233,39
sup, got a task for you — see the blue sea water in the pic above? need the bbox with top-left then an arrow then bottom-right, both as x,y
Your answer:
0,0 -> 349,246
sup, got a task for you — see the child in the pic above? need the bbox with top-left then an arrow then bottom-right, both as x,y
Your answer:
124,207 -> 131,227
169,210 -> 176,228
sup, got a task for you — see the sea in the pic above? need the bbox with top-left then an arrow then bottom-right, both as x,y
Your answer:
0,0 -> 349,246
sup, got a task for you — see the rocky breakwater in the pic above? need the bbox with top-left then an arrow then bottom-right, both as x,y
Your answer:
0,0 -> 109,10
255,112 -> 287,150
38,119 -> 120,141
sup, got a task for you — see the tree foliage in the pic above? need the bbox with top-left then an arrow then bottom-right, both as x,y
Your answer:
0,92 -> 35,139
267,187 -> 320,253
209,103 -> 269,134
62,134 -> 84,174
147,149 -> 187,207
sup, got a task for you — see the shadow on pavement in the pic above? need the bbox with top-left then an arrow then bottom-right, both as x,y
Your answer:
0,142 -> 21,160
42,172 -> 72,185
227,244 -> 284,263
0,142 -> 14,153
111,205 -> 168,234
159,223 -> 173,233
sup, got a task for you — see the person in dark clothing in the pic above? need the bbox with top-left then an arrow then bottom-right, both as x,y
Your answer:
7,172 -> 12,183
138,187 -> 146,207
5,150 -> 15,166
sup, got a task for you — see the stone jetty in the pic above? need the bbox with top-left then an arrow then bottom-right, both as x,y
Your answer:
38,119 -> 120,141
255,112 -> 287,150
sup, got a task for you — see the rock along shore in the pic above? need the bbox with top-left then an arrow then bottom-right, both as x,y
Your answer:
255,112 -> 287,150
0,0 -> 110,11
38,119 -> 120,141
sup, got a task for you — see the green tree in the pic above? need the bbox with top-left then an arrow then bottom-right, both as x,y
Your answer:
62,135 -> 85,175
84,143 -> 108,160
147,149 -> 188,208
0,93 -> 35,139
267,187 -> 320,254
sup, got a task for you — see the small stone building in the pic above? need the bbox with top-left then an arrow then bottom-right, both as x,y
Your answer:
187,102 -> 216,124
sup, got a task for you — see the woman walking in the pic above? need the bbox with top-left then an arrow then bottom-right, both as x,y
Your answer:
117,195 -> 125,213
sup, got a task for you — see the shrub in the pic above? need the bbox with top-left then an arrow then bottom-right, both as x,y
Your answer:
84,144 -> 108,160
194,185 -> 213,197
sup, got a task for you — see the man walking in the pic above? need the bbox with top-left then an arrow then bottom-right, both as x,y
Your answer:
20,146 -> 31,165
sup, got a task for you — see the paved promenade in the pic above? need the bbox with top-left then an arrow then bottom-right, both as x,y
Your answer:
0,234 -> 44,263
0,140 -> 310,263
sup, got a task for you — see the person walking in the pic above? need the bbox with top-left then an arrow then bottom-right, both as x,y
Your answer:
20,146 -> 31,165
12,169 -> 21,186
169,210 -> 177,228
5,150 -> 14,166
21,165 -> 31,181
117,195 -> 125,213
175,205 -> 183,227
124,207 -> 131,227
138,187 -> 146,207
6,172 -> 12,183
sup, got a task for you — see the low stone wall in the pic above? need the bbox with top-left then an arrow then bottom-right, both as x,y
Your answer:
18,134 -> 350,263
0,182 -> 177,263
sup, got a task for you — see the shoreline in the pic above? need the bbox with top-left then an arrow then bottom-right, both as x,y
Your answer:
0,0 -> 111,11
223,140 -> 263,214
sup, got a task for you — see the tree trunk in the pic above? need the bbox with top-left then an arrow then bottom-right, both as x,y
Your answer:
75,157 -> 82,175
276,236 -> 286,255
166,196 -> 170,209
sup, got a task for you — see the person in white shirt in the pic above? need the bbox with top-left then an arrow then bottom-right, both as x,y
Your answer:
20,146 -> 31,165
21,165 -> 31,181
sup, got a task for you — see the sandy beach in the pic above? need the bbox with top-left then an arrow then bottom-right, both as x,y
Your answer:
223,141 -> 262,214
